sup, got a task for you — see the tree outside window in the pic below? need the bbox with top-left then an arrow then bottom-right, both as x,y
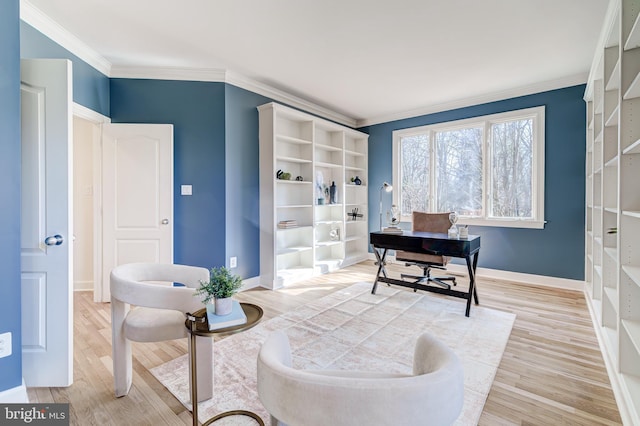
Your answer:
392,106 -> 545,229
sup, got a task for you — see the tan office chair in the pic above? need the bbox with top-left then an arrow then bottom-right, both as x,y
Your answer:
397,211 -> 457,289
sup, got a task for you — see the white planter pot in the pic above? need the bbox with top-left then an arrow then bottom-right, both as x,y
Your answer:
214,297 -> 233,316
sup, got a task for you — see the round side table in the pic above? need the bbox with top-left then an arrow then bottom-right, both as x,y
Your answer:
185,303 -> 264,426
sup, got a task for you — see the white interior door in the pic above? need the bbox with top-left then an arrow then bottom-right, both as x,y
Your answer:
101,124 -> 174,301
20,58 -> 73,387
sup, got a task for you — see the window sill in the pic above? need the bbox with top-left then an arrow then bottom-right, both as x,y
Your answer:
457,218 -> 546,229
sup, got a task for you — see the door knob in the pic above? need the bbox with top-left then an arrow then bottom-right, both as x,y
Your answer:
161,219 -> 169,225
44,234 -> 64,246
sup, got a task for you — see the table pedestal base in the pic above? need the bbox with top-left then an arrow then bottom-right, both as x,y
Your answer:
203,410 -> 265,426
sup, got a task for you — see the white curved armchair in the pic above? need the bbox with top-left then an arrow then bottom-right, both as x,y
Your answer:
110,262 -> 213,402
257,330 -> 464,426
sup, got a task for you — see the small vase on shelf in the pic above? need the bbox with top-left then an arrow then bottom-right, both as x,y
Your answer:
214,297 -> 233,316
330,181 -> 337,204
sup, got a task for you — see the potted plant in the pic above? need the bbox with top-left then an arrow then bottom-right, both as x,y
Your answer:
194,266 -> 243,316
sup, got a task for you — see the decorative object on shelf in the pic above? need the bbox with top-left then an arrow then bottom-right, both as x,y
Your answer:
316,171 -> 325,205
448,211 -> 459,239
349,208 -> 363,221
387,204 -> 400,227
354,176 -> 362,185
379,182 -> 393,231
383,204 -> 402,234
276,169 -> 291,180
329,227 -> 340,241
295,176 -> 304,181
607,227 -> 617,234
330,181 -> 337,204
194,266 -> 243,316
278,220 -> 298,229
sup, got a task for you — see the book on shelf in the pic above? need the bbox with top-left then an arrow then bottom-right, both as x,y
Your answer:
206,300 -> 247,331
382,227 -> 403,234
278,220 -> 298,229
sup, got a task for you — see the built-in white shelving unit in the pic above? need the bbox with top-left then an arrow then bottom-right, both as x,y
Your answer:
259,102 -> 369,288
584,1 -> 640,424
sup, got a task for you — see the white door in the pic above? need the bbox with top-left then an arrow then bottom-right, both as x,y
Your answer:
20,59 -> 73,387
101,124 -> 174,301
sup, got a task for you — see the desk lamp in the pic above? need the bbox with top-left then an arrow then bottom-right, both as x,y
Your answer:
379,182 -> 393,230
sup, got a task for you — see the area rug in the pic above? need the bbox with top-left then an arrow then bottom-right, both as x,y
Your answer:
151,281 -> 516,425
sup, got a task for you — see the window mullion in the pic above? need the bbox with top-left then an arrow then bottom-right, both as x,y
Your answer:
484,121 -> 491,220
429,130 -> 436,212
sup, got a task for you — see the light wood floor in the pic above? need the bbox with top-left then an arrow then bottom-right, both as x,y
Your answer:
27,261 -> 622,425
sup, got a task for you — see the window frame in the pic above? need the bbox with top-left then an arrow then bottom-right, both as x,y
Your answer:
392,106 -> 545,229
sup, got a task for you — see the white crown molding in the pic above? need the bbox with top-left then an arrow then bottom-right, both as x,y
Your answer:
357,73 -> 589,128
20,0 -> 589,130
109,67 -> 356,127
225,71 -> 356,127
20,0 -> 111,76
110,65 -> 227,82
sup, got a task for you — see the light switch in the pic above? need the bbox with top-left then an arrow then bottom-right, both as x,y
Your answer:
0,332 -> 12,358
181,185 -> 193,196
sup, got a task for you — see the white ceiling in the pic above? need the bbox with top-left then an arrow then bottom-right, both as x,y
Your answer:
24,0 -> 610,125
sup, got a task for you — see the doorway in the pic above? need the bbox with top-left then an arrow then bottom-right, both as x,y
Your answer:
70,109 -> 175,302
73,115 -> 98,293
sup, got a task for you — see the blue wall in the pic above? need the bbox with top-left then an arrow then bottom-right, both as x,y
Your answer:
110,79 -> 227,269
362,85 -> 586,280
20,22 -> 110,117
224,85 -> 270,278
0,0 -> 23,393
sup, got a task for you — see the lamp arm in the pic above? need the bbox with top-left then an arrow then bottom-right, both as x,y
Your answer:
379,189 -> 383,231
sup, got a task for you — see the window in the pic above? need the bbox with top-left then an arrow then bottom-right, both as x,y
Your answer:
392,106 -> 545,229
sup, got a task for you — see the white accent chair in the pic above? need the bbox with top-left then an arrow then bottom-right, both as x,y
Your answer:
257,330 -> 464,426
110,262 -> 213,402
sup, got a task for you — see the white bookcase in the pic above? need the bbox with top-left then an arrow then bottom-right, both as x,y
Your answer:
259,102 -> 369,288
584,1 -> 640,424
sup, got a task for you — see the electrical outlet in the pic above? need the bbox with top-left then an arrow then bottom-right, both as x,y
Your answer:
230,256 -> 237,268
0,332 -> 12,358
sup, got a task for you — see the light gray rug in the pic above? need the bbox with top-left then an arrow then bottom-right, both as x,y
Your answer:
151,282 -> 515,425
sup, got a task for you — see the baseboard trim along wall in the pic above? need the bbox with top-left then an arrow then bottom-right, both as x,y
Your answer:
251,257 -> 584,292
74,280 -> 93,291
240,276 -> 262,292
0,379 -> 28,403
367,253 -> 584,292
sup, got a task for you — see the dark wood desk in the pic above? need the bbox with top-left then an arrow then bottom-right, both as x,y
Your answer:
370,231 -> 480,317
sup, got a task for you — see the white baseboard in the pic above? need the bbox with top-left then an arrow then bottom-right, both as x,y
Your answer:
367,253 -> 585,291
0,379 -> 28,403
74,280 -> 93,291
239,276 -> 262,292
